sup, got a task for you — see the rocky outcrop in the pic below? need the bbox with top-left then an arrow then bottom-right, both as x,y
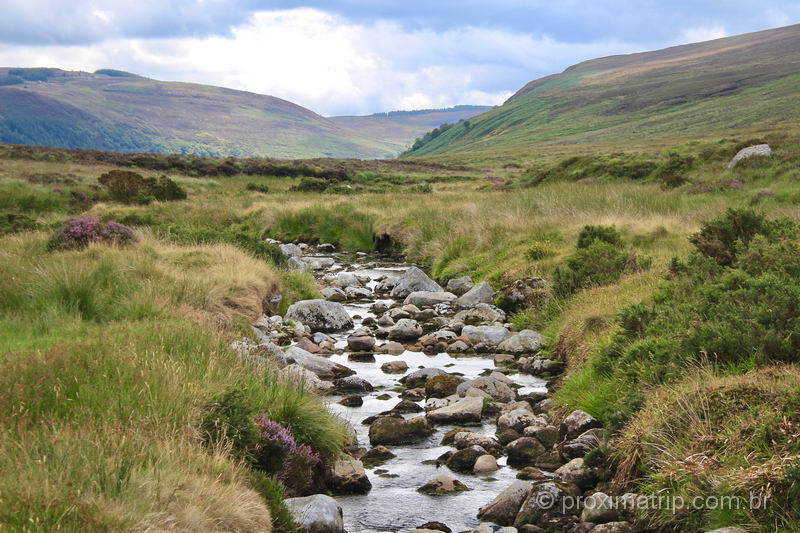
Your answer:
285,299 -> 354,332
727,144 -> 771,169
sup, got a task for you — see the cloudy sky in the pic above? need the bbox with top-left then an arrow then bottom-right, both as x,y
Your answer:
0,1 -> 797,115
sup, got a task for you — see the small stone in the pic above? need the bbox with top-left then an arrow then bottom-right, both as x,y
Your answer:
381,360 -> 409,373
474,454 -> 499,473
418,474 -> 470,494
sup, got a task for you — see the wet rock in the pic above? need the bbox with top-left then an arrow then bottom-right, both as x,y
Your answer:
392,399 -> 424,413
494,353 -> 517,366
401,367 -> 447,388
427,396 -> 484,424
376,340 -> 404,355
728,143 -> 771,169
284,494 -> 344,533
560,428 -> 605,460
514,481 -> 581,527
368,415 -> 434,445
554,458 -> 600,491
377,314 -> 396,327
516,467 -> 552,481
580,492 -> 618,524
447,276 -> 474,296
455,281 -> 495,308
279,364 -> 334,394
455,303 -> 507,326
388,318 -> 424,341
280,243 -> 303,259
453,432 -> 502,455
418,474 -> 470,494
506,437 -> 546,465
347,335 -> 375,352
426,374 -> 466,399
497,330 -> 546,354
474,454 -> 500,474
477,480 -> 533,526
560,410 -> 602,440
457,376 -> 515,403
462,325 -> 512,348
321,287 -> 347,302
447,340 -> 470,353
339,395 -> 363,407
496,428 -> 521,445
381,360 -> 409,373
345,286 -> 372,300
332,272 -> 361,289
390,266 -> 444,298
295,337 -> 321,353
497,408 -> 546,433
390,308 -> 413,320
361,445 -> 396,467
523,425 -> 559,449
446,444 -> 487,472
401,388 -> 426,401
333,375 -> 374,394
417,522 -> 451,533
328,458 -> 371,495
405,291 -> 457,307
285,299 -> 354,333
279,346 -> 355,379
440,427 -> 471,445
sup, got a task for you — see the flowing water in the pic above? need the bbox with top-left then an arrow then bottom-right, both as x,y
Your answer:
305,253 -> 548,532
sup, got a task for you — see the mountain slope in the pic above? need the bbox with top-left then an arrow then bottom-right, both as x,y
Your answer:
0,68 -> 396,159
329,105 -> 492,153
403,24 -> 800,158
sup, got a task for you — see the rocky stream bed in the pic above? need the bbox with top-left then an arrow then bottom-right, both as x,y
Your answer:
234,242 -> 644,533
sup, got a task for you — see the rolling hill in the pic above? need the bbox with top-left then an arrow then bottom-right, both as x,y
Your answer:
403,24 -> 800,159
329,105 -> 492,153
0,68 -> 398,159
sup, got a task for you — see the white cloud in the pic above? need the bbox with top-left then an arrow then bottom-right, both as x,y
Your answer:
0,8 -> 643,115
678,25 -> 728,44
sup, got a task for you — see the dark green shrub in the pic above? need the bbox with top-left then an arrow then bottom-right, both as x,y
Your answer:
199,389 -> 259,461
525,241 -> 556,260
0,213 -> 40,235
553,240 -> 649,296
246,182 -> 270,194
290,178 -> 328,193
98,170 -> 186,204
654,152 -> 695,188
576,225 -> 623,249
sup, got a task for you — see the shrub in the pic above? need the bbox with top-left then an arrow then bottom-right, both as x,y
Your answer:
245,182 -> 270,194
576,225 -> 623,249
525,241 -> 556,260
289,178 -> 329,193
688,207 -> 786,266
47,217 -> 137,251
654,152 -> 694,188
0,213 -> 40,235
98,170 -> 186,204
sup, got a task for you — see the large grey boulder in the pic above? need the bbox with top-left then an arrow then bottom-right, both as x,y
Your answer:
327,458 -> 371,495
285,300 -> 354,333
401,367 -> 447,388
457,376 -> 515,403
514,481 -> 581,527
497,408 -> 546,433
447,276 -> 474,296
320,287 -> 346,302
279,364 -> 334,394
506,437 -> 546,465
280,243 -> 303,259
390,267 -> 443,298
455,303 -> 507,326
580,491 -> 619,524
284,494 -> 344,533
332,271 -> 361,289
477,481 -> 533,526
455,281 -> 495,308
497,330 -> 546,354
417,474 -> 470,494
555,458 -> 600,491
427,396 -> 484,424
279,346 -> 355,380
560,410 -> 602,440
368,415 -> 434,445
404,291 -> 457,307
727,144 -> 771,169
446,444 -> 487,472
462,325 -> 512,348
388,318 -> 423,341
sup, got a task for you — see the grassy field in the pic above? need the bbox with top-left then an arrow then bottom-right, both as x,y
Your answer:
2,124 -> 800,531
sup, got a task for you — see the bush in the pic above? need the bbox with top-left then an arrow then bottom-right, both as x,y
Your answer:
654,152 -> 694,188
0,213 -> 40,235
525,241 -> 556,260
289,178 -> 329,193
576,225 -> 623,249
245,182 -> 270,194
98,170 -> 186,204
47,217 -> 137,251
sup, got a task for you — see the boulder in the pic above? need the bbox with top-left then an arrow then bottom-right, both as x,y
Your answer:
381,360 -> 409,373
401,367 -> 447,388
390,266 -> 444,298
279,364 -> 334,394
416,522 -> 451,533
447,276 -> 474,296
446,445 -> 487,472
455,303 -> 506,326
427,396 -> 484,424
347,335 -> 375,352
461,325 -> 512,348
285,300 -> 354,333
279,243 -> 303,259
455,281 -> 495,308
328,458 -> 371,495
405,291 -> 457,307
333,272 -> 361,288
561,428 -> 605,460
457,376 -> 515,403
392,399 -> 424,413
333,376 -> 374,394
339,395 -> 363,407
284,494 -> 344,533
280,346 -> 355,380
473,454 -> 500,474
727,143 -> 771,169
388,319 -> 424,341
320,287 -> 346,302
523,425 -> 559,450
580,492 -> 619,524
497,330 -> 546,354
345,286 -> 372,300
361,445 -> 396,467
425,374 -> 466,399
453,432 -> 502,455
418,474 -> 470,494
477,481 -> 533,526
554,458 -> 600,491
560,410 -> 602,440
514,482 -> 581,527
506,437 -> 546,465
497,409 -> 545,433
369,415 -> 434,445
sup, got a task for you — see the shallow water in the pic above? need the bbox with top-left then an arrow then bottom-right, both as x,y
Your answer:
309,255 -> 547,532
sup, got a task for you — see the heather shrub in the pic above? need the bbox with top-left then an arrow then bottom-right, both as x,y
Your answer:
654,152 -> 694,188
245,182 -> 270,194
47,217 -> 137,251
290,178 -> 329,193
576,224 -> 623,249
98,170 -> 186,204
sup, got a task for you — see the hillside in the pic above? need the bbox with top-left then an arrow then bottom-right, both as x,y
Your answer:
0,68 -> 397,159
403,24 -> 800,159
329,105 -> 492,153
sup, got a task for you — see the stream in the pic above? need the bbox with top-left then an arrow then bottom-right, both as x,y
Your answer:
302,251 -> 548,532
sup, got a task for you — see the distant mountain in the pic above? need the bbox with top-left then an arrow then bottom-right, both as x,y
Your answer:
0,68 -> 397,159
329,105 -> 493,153
403,24 -> 800,158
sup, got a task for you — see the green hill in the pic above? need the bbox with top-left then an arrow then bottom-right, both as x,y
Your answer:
329,105 -> 492,153
403,24 -> 800,159
0,68 -> 397,159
